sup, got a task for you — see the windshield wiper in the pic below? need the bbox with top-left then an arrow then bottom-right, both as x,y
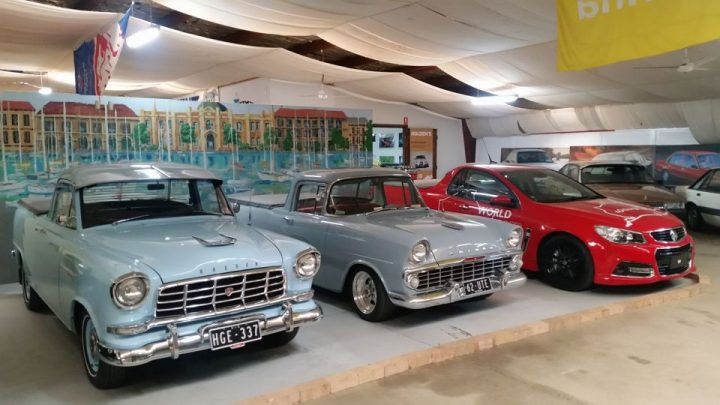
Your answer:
112,214 -> 150,226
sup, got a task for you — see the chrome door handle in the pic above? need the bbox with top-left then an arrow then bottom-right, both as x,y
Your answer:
283,216 -> 294,224
34,227 -> 46,234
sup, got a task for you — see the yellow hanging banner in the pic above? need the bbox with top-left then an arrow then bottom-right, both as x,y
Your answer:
557,0 -> 720,71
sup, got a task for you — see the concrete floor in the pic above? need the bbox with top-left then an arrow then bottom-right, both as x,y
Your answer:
308,230 -> 720,405
0,232 -> 712,404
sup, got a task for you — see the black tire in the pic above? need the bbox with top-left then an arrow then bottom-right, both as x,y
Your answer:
80,312 -> 127,389
259,328 -> 299,349
348,268 -> 396,322
686,204 -> 704,231
21,264 -> 45,311
538,234 -> 594,292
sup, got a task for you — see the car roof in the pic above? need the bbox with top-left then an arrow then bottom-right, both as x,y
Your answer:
460,163 -> 552,173
673,150 -> 719,156
298,168 -> 410,183
565,161 -> 644,168
59,163 -> 219,188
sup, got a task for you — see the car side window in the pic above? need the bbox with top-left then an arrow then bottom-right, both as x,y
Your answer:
703,171 -> 720,193
294,183 -> 326,214
668,154 -> 681,165
449,169 -> 511,203
561,165 -> 579,180
50,187 -> 76,229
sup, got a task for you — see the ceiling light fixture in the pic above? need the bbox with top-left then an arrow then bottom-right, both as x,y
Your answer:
38,72 -> 52,95
471,95 -> 518,106
126,1 -> 160,49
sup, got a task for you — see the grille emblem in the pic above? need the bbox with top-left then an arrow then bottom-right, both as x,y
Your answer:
224,287 -> 234,297
669,229 -> 678,242
677,258 -> 683,264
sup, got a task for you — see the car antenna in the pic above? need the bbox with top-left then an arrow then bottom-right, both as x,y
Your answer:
477,136 -> 495,163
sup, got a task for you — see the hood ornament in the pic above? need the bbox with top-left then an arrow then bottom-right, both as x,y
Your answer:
193,233 -> 237,247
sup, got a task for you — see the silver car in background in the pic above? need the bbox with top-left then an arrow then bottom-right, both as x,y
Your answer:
231,169 -> 527,321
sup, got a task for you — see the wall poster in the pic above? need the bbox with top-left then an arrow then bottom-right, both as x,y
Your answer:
0,91 -> 373,283
408,127 -> 436,179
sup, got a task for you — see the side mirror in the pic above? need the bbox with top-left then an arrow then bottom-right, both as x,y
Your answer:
490,195 -> 515,208
231,201 -> 241,213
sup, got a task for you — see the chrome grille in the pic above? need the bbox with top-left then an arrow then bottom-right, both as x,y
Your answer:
650,227 -> 686,242
416,256 -> 512,290
155,268 -> 285,318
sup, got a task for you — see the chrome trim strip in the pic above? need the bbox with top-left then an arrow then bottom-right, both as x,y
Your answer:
100,304 -> 323,367
107,290 -> 314,335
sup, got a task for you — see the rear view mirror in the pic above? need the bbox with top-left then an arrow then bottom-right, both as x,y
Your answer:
490,195 -> 515,208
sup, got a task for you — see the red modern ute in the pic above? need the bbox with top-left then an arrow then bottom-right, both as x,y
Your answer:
420,164 -> 695,291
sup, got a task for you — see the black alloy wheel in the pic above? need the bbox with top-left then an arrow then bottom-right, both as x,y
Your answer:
539,235 -> 594,291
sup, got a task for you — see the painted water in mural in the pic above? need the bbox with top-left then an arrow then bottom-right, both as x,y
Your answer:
0,92 -> 374,203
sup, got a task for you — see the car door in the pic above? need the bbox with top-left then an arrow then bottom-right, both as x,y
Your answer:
440,168 -> 519,223
693,170 -> 720,227
281,181 -> 328,251
30,184 -> 74,313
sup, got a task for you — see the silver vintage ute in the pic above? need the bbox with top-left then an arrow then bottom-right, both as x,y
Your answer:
231,168 -> 527,322
10,163 -> 322,388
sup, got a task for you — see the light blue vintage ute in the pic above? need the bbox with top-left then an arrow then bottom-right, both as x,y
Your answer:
230,168 -> 527,322
10,163 -> 322,388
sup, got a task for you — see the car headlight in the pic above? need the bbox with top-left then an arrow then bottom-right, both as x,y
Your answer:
594,225 -> 646,244
409,241 -> 429,264
506,227 -> 523,248
295,249 -> 321,279
663,202 -> 684,210
111,273 -> 149,309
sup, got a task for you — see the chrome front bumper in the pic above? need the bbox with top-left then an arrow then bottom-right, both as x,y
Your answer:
99,303 -> 323,367
389,271 -> 527,310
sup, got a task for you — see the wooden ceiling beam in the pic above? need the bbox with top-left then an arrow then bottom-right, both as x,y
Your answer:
288,39 -> 335,56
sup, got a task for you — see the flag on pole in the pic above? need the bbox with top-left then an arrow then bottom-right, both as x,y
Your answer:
74,9 -> 131,95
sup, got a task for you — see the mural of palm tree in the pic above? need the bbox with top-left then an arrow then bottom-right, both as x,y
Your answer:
180,122 -> 196,164
132,123 -> 149,161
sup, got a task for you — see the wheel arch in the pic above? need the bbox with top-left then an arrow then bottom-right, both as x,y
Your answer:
342,261 -> 391,296
537,231 -> 591,264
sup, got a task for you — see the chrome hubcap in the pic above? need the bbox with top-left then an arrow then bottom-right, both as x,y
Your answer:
352,272 -> 377,314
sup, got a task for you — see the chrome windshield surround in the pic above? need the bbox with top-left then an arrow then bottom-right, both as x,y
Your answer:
107,290 -> 314,336
154,266 -> 287,319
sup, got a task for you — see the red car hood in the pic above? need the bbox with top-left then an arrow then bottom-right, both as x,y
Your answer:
544,197 -> 682,231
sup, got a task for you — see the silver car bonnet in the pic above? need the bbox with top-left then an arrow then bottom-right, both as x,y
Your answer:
345,208 -> 512,262
85,217 -> 283,283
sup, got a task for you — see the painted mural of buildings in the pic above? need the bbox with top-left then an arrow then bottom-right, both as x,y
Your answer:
1,101 -> 35,153
2,100 -> 369,156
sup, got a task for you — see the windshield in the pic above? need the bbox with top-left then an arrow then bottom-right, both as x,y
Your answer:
81,179 -> 232,228
580,164 -> 654,184
327,176 -> 424,215
698,154 -> 720,169
517,150 -> 553,163
505,169 -> 602,203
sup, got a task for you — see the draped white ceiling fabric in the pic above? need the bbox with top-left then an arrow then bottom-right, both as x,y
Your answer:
3,0 -> 720,139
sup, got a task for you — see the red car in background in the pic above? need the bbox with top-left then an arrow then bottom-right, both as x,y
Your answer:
656,150 -> 720,185
420,164 -> 695,291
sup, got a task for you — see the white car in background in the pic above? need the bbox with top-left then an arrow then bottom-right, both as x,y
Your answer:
502,148 -> 564,170
681,167 -> 720,230
413,154 -> 429,168
591,150 -> 653,168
